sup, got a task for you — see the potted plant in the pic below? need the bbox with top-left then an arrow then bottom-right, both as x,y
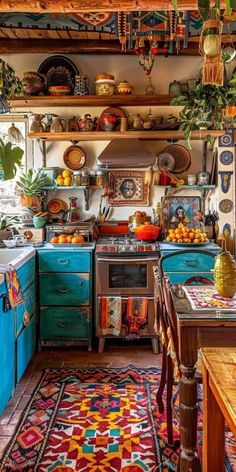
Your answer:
0,138 -> 24,181
16,169 -> 48,211
170,80 -> 231,149
0,213 -> 20,243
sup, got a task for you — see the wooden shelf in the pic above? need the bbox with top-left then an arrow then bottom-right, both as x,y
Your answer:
28,130 -> 224,141
157,185 -> 216,189
10,94 -> 172,108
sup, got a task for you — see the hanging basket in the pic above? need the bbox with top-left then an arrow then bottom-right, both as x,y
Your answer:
199,19 -> 223,56
202,54 -> 224,86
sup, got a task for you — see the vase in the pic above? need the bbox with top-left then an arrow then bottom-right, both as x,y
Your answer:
214,251 -> 236,298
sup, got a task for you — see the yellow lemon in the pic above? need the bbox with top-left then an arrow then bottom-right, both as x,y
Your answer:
64,177 -> 72,186
62,169 -> 71,178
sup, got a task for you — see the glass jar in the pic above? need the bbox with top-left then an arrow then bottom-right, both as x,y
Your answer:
64,197 -> 80,222
81,169 -> 89,186
73,171 -> 81,186
89,170 -> 96,186
96,170 -> 104,187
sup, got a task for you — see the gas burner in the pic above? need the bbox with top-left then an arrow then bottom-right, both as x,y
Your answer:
96,236 -> 160,255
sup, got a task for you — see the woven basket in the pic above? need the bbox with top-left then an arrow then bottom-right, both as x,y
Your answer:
0,229 -> 12,244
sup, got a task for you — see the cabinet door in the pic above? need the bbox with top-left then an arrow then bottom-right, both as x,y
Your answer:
40,306 -> 90,340
16,314 -> 36,383
40,273 -> 90,305
162,252 -> 215,273
15,283 -> 35,337
0,293 -> 14,414
17,257 -> 35,292
38,250 -> 91,273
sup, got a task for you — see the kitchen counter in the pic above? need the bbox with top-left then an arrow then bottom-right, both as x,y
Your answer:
159,241 -> 220,251
38,243 -> 96,251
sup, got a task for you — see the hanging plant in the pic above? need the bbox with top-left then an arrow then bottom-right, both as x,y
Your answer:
0,59 -> 23,99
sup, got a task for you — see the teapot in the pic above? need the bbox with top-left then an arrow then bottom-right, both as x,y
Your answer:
22,71 -> 47,96
78,114 -> 95,132
50,116 -> 66,133
30,114 -> 45,132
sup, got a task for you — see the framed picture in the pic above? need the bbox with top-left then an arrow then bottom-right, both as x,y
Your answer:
162,196 -> 201,229
109,171 -> 150,206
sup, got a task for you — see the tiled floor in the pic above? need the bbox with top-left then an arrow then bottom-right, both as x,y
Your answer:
0,342 -> 161,458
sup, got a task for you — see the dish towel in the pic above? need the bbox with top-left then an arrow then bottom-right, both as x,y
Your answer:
100,296 -> 122,336
125,297 -> 148,340
0,264 -> 24,308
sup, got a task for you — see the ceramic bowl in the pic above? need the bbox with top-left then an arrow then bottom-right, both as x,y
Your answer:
33,215 -> 48,228
3,239 -> 17,248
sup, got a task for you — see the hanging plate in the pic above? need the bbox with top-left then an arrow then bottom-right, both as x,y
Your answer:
161,144 -> 191,174
38,55 -> 79,90
47,198 -> 68,214
63,145 -> 86,170
156,152 -> 175,171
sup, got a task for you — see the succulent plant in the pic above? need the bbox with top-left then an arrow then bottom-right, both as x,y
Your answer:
16,169 -> 48,196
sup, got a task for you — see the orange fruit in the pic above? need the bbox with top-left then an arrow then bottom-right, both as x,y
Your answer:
58,236 -> 67,244
72,235 -> 84,244
177,239 -> 183,243
189,232 -> 195,240
66,235 -> 73,243
50,236 -> 59,244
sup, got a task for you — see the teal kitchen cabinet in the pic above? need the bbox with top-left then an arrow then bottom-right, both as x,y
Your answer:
15,257 -> 36,383
159,242 -> 221,284
0,280 -> 14,414
37,246 -> 94,349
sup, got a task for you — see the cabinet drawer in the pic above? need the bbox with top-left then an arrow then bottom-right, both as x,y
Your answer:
165,272 -> 214,285
38,250 -> 91,273
17,257 -> 35,292
162,252 -> 215,273
39,273 -> 90,305
16,314 -> 36,383
15,283 -> 35,337
40,306 -> 90,340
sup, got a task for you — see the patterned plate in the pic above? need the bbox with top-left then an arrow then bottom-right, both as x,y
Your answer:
38,55 -> 79,89
163,241 -> 209,246
47,198 -> 68,214
63,145 -> 86,170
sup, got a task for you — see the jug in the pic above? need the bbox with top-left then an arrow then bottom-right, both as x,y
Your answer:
50,116 -> 66,133
22,71 -> 46,95
30,114 -> 45,132
169,80 -> 183,97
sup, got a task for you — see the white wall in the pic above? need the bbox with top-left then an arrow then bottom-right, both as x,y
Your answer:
4,52 -> 226,221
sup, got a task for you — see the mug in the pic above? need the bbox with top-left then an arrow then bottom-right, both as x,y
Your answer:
187,174 -> 197,185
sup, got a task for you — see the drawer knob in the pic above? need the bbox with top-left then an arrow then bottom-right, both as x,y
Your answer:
184,259 -> 198,267
58,259 -> 69,265
58,288 -> 69,293
58,322 -> 70,328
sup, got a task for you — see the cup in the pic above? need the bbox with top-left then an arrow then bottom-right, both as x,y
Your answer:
33,215 -> 48,229
187,174 -> 197,185
120,117 -> 128,131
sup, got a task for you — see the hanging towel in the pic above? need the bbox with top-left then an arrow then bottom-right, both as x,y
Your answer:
125,297 -> 148,340
0,264 -> 23,308
100,296 -> 122,336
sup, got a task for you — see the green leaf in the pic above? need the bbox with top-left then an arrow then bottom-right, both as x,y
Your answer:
1,142 -> 24,180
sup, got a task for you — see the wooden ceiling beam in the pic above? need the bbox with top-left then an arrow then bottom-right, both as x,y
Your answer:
0,38 -> 201,54
0,0 -> 217,13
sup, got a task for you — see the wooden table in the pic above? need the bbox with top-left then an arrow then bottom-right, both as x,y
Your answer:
201,347 -> 236,472
172,288 -> 236,472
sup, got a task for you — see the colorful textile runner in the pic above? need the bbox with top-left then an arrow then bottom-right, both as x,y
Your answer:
100,296 -> 122,336
0,264 -> 23,308
125,297 -> 148,339
183,286 -> 236,311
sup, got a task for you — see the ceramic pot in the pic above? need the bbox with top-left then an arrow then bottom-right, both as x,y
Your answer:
100,113 -> 118,131
33,215 -> 48,228
169,80 -> 183,97
50,117 -> 66,133
22,71 -> 46,95
78,114 -> 95,132
134,223 -> 161,241
214,251 -> 236,298
117,81 -> 133,95
30,114 -> 45,132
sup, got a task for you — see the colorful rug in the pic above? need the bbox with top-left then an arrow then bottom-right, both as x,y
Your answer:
0,366 -> 235,472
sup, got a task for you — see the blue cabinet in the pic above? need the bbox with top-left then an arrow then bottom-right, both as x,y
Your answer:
38,247 -> 94,349
159,242 -> 221,284
0,282 -> 14,415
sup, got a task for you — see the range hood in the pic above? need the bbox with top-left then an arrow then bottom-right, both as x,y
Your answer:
97,138 -> 156,168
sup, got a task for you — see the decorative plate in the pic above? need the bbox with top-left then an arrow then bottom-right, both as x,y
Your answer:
47,198 -> 68,214
161,144 -> 191,174
156,152 -> 175,171
163,241 -> 209,246
38,55 -> 79,90
97,107 -> 126,131
219,150 -> 233,166
63,145 -> 86,170
219,198 -> 233,213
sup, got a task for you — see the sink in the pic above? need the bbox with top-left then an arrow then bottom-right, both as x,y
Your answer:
0,247 -> 36,271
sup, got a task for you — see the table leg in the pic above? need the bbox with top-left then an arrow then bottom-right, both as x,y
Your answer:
202,364 -> 225,472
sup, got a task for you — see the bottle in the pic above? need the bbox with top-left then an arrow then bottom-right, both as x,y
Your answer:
64,197 -> 80,222
81,169 -> 89,186
89,169 -> 96,186
204,210 -> 214,240
96,170 -> 104,187
145,77 -> 155,96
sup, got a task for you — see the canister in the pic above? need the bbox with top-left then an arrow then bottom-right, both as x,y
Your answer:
96,170 -> 104,187
73,171 -> 81,186
89,170 -> 96,186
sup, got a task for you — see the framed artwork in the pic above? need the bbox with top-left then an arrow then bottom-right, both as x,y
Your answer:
108,171 -> 150,206
162,196 -> 201,229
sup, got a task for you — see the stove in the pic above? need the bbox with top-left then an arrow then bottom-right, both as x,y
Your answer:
96,237 -> 160,256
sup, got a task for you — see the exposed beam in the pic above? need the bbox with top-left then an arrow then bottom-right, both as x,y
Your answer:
0,0 -> 219,13
0,38 -> 201,54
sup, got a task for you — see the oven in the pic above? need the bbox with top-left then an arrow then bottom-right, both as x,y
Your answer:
95,237 -> 160,353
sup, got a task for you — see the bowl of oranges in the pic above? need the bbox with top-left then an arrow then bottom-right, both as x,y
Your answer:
50,233 -> 85,245
165,223 -> 209,245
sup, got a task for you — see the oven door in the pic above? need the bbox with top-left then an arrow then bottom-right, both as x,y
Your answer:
96,256 -> 158,296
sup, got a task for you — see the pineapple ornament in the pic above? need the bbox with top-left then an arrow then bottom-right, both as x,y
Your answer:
214,251 -> 236,298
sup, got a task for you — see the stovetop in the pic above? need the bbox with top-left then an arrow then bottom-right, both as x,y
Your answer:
96,237 -> 160,255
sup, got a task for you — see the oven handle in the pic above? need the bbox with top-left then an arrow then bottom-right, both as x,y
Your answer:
98,296 -> 154,301
96,257 -> 158,263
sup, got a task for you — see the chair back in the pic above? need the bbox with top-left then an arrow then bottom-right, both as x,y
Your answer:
158,248 -> 216,280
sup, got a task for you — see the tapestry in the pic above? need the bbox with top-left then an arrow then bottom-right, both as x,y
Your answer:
182,286 -> 236,311
0,366 -> 235,472
162,196 -> 201,229
109,171 -> 150,206
100,296 -> 122,336
0,265 -> 23,308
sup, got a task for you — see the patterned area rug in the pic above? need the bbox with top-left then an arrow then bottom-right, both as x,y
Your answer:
0,366 -> 235,472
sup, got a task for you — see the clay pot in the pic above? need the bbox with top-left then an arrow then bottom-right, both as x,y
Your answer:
117,81 -> 133,95
134,223 -> 161,241
22,71 -> 46,95
214,251 -> 236,298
